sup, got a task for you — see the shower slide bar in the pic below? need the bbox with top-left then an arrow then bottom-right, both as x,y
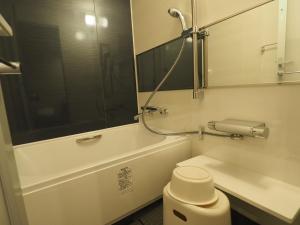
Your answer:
180,0 -> 275,37
198,0 -> 275,30
191,0 -> 201,98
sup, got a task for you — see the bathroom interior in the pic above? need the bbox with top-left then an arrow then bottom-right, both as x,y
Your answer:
0,0 -> 300,225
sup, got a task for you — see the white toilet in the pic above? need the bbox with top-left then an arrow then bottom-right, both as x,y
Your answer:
163,166 -> 231,225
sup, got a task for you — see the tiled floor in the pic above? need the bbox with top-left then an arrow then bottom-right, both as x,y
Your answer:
231,210 -> 259,225
113,199 -> 259,225
113,200 -> 163,225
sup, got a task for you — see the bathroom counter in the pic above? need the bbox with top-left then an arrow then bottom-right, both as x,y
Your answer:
177,155 -> 300,224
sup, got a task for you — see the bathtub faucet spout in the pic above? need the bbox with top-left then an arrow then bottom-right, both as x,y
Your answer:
134,106 -> 168,121
141,106 -> 168,114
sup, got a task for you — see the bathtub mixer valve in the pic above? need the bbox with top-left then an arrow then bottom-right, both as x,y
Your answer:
134,106 -> 168,121
207,119 -> 269,139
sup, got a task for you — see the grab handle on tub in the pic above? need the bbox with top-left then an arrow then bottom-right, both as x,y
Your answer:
76,134 -> 102,144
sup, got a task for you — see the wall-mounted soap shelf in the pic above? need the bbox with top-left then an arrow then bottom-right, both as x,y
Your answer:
177,156 -> 300,224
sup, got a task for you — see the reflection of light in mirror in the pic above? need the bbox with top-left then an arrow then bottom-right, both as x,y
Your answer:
85,15 -> 96,26
75,31 -> 86,40
99,17 -> 108,28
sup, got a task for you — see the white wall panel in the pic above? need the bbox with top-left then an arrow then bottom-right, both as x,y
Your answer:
138,84 -> 300,188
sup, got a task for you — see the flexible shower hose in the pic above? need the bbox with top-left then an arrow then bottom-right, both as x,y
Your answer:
141,38 -> 232,138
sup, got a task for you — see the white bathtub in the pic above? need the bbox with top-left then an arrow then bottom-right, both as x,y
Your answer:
14,124 -> 192,225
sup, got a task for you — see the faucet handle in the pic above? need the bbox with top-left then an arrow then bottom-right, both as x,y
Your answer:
140,106 -> 168,115
158,107 -> 168,115
135,106 -> 168,120
140,106 -> 158,112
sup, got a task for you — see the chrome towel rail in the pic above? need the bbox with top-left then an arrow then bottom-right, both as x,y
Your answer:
278,71 -> 300,76
199,0 -> 275,30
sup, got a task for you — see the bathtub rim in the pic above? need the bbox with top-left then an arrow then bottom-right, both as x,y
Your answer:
13,123 -> 147,149
19,136 -> 191,194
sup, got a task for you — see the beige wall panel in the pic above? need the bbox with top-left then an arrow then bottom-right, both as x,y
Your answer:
131,0 -> 191,54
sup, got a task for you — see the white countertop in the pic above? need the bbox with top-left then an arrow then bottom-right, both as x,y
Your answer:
177,155 -> 300,224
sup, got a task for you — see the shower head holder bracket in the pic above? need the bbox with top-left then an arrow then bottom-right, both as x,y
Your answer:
181,29 -> 209,40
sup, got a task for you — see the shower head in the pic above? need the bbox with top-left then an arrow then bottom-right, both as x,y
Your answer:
168,8 -> 188,31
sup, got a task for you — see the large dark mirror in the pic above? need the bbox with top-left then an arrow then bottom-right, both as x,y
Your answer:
136,37 -> 202,92
0,0 -> 138,145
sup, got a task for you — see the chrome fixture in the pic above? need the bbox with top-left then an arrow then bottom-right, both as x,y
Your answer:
208,119 -> 269,139
277,0 -> 287,78
168,2 -> 203,98
199,30 -> 209,90
141,106 -> 168,114
168,8 -> 188,31
76,134 -> 102,144
135,106 -> 167,121
198,0 -> 275,30
134,114 -> 141,121
278,70 -> 300,76
191,0 -> 201,99
277,60 -> 300,76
